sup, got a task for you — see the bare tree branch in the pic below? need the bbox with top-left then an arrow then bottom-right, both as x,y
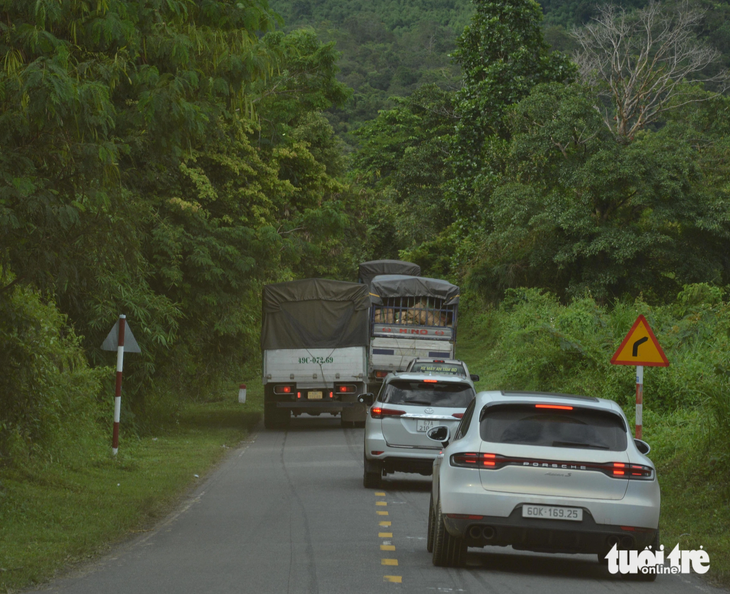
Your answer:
572,0 -> 729,140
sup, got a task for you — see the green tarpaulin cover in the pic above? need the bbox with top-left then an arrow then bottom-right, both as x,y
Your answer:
261,279 -> 370,350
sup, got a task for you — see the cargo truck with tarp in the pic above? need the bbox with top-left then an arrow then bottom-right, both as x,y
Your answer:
261,278 -> 370,428
367,275 -> 459,383
358,259 -> 421,288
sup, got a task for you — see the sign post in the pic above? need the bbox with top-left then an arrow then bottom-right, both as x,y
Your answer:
610,314 -> 669,439
101,315 -> 141,455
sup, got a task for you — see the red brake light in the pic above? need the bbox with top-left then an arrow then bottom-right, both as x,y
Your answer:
452,413 -> 464,419
604,462 -> 653,480
433,360 -> 444,363
451,452 -> 503,468
423,379 -> 438,383
375,370 -> 388,378
282,386 -> 291,393
535,404 -> 573,410
338,386 -> 347,392
336,384 -> 356,394
274,385 -> 295,395
297,391 -> 302,399
370,407 -> 406,419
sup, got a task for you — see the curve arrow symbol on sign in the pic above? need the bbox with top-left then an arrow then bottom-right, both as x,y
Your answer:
632,337 -> 648,357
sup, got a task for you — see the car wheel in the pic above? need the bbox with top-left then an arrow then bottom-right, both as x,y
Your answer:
432,503 -> 466,567
363,455 -> 382,488
427,493 -> 435,553
632,531 -> 660,582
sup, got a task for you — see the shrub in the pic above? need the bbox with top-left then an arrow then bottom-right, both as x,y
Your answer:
0,275 -> 109,465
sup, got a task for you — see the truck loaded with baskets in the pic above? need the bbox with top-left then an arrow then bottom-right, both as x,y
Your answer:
366,274 -> 459,383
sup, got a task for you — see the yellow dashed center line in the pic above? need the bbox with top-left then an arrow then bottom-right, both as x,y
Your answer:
376,494 -> 401,583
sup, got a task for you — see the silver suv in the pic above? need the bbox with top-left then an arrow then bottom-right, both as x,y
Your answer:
361,372 -> 476,488
405,358 -> 479,382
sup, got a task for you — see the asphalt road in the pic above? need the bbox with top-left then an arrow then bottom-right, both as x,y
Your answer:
31,416 -> 727,594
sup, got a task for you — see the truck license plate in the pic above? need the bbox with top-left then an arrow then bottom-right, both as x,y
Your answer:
417,419 -> 437,432
308,391 -> 323,400
522,505 -> 583,521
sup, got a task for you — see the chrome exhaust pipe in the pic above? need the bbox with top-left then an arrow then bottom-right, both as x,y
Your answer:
482,526 -> 495,540
468,525 -> 483,539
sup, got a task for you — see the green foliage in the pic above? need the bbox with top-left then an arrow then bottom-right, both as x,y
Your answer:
268,0 -> 469,147
451,0 -> 575,191
353,85 -> 458,257
467,83 -> 730,301
0,0 -> 364,440
0,270 -> 108,464
469,285 -> 730,421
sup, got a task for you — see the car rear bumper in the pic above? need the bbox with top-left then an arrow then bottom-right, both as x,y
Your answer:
443,506 -> 658,555
365,447 -> 439,476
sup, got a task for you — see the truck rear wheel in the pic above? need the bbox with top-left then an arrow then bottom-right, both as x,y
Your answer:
264,402 -> 290,429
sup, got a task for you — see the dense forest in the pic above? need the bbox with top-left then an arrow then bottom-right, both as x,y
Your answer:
2,0 -> 730,478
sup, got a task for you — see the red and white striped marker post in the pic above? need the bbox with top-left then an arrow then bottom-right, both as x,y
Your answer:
635,366 -> 643,439
112,315 -> 126,456
101,314 -> 140,456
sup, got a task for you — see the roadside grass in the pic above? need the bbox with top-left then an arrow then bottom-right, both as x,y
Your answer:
457,326 -> 730,587
0,382 -> 264,593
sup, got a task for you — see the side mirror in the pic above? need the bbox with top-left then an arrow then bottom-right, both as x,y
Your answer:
426,425 -> 451,447
358,393 -> 375,406
634,438 -> 651,455
470,374 -> 480,382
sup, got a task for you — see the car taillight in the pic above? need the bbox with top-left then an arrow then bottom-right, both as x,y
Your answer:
370,407 -> 406,419
603,462 -> 654,480
274,385 -> 294,395
451,452 -> 506,469
375,370 -> 389,378
452,413 -> 464,419
423,379 -> 438,383
336,384 -> 357,394
535,404 -> 573,410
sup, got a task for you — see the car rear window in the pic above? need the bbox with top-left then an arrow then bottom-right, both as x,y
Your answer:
410,362 -> 465,376
480,404 -> 627,451
381,380 -> 475,408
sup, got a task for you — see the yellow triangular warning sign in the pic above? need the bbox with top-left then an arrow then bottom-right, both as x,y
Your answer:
611,314 -> 669,367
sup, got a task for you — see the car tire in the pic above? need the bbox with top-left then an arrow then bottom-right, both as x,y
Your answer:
363,456 -> 382,488
632,531 -> 660,582
432,503 -> 466,567
427,493 -> 435,553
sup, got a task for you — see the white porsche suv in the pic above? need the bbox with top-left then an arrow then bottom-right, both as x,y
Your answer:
361,372 -> 476,488
427,391 -> 660,574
